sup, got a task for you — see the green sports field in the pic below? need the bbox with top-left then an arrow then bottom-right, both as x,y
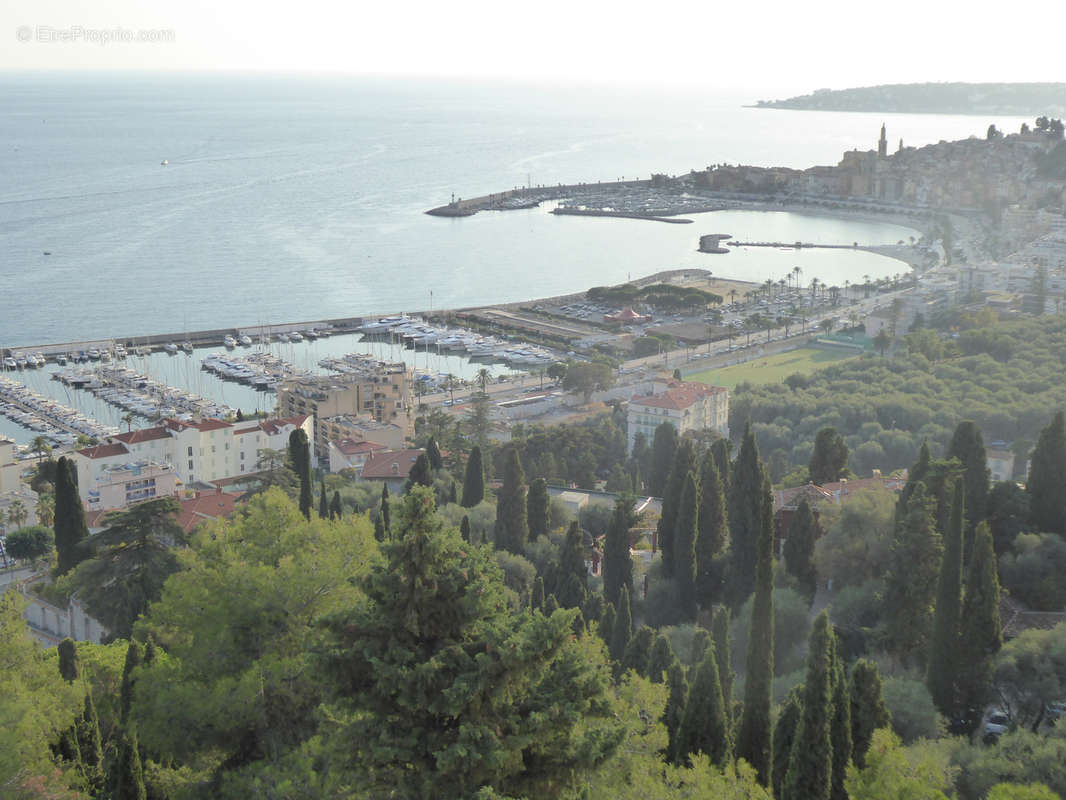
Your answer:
685,347 -> 858,389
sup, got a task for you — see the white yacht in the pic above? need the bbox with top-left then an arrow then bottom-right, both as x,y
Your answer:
239,335 -> 253,346
288,331 -> 304,342
164,343 -> 179,354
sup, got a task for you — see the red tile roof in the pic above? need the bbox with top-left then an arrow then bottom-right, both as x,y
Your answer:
112,427 -> 171,444
175,490 -> 241,534
77,442 -> 130,459
233,427 -> 260,436
630,382 -> 725,411
259,415 -> 310,436
360,449 -> 424,480
332,439 -> 388,456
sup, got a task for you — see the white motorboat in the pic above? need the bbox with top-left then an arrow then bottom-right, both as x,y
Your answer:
239,335 -> 253,346
224,335 -> 237,348
164,343 -> 179,354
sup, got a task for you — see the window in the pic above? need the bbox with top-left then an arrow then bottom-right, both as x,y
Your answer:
240,451 -> 245,460
188,446 -> 193,457
225,443 -> 229,451
188,460 -> 194,470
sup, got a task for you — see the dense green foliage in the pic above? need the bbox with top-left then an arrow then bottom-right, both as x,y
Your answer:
783,498 -> 818,604
462,445 -> 486,507
849,659 -> 891,769
675,644 -> 732,767
1027,410 -> 1066,535
784,610 -> 835,800
927,481 -> 965,716
53,456 -> 89,576
673,472 -> 699,620
809,426 -> 849,485
288,428 -> 313,520
495,447 -> 529,553
527,477 -> 550,541
696,451 -> 728,609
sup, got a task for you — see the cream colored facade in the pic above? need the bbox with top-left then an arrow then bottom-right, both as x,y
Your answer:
0,438 -> 20,494
627,381 -> 729,453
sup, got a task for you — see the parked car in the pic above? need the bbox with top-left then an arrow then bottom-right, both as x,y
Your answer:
983,710 -> 1011,741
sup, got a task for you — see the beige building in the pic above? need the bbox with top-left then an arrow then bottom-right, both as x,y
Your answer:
277,361 -> 411,458
0,438 -> 20,494
627,380 -> 729,453
320,414 -> 406,454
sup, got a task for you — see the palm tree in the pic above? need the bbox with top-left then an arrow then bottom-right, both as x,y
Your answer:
792,266 -> 802,294
809,277 -> 820,301
821,318 -> 835,336
6,499 -> 28,531
863,274 -> 871,298
729,289 -> 738,307
30,435 -> 50,465
763,278 -> 774,301
476,368 -> 491,394
122,412 -> 134,433
35,491 -> 55,528
844,279 -> 850,300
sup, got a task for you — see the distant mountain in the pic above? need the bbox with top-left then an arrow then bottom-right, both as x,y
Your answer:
755,83 -> 1066,116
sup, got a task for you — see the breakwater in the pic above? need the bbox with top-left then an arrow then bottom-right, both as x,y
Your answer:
425,179 -> 653,217
550,208 -> 692,223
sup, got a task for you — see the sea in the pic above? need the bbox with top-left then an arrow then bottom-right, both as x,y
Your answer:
0,73 -> 1031,444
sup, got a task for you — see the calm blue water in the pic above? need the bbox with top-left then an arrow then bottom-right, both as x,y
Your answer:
0,73 -> 1029,349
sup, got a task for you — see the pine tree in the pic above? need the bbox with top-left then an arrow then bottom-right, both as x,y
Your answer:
773,686 -> 803,800
647,633 -> 675,683
531,575 -> 544,611
120,639 -> 142,724
664,659 -> 688,764
319,482 -> 329,519
54,456 -> 89,575
809,427 -> 849,485
849,659 -> 890,769
658,440 -> 696,579
380,483 -> 391,533
830,658 -> 852,800
407,452 -> 433,489
461,445 -> 485,508
527,478 -> 550,541
621,625 -> 655,678
609,586 -> 633,664
956,521 -> 1002,733
494,448 -> 528,554
1027,410 -> 1066,535
288,429 -> 313,520
947,420 -> 990,559
603,496 -> 634,609
58,637 -> 79,682
736,474 -> 775,787
460,515 -> 471,542
330,490 -> 342,520
696,450 -> 729,609
928,480 -> 964,716
599,603 -> 616,649
728,423 -> 768,607
648,422 -> 679,497
426,436 -> 443,471
884,483 -> 943,665
675,471 -> 699,621
712,606 -> 734,719
676,643 -> 732,767
783,498 -> 818,605
785,610 -> 835,800
111,728 -> 146,800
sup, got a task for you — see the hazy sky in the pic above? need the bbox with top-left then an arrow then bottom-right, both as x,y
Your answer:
3,0 -> 1063,94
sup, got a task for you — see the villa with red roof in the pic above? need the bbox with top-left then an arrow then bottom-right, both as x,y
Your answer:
627,380 -> 729,454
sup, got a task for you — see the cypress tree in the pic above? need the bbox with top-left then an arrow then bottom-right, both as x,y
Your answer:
407,452 -> 433,489
830,658 -> 852,800
928,480 -> 965,716
696,450 -> 729,609
898,440 -> 931,513
664,659 -> 688,765
676,643 -> 732,767
1027,410 -> 1066,535
112,728 -> 147,800
658,440 -> 696,579
849,659 -> 890,768
58,637 -> 79,682
527,478 -> 550,541
690,628 -> 713,665
736,472 -> 775,787
599,603 -> 616,649
785,610 -> 835,800
621,625 -> 655,678
426,436 -> 443,471
647,633 -> 675,683
330,490 -> 342,520
459,515 -> 470,542
77,690 -> 104,790
609,586 -> 633,664
559,573 -> 587,613
374,515 -> 385,542
318,482 -> 329,519
728,423 -> 768,607
947,420 -> 990,559
710,437 -> 732,494
603,496 -> 634,609
556,521 -> 588,608
809,427 -> 848,485
582,592 -> 604,627
494,448 -> 528,554
884,482 -> 943,665
120,639 -> 142,724
54,456 -> 89,575
648,422 -> 679,497
956,521 -> 1002,733
783,498 -> 818,605
712,606 -> 734,719
143,636 -> 157,667
449,481 -> 458,505
54,724 -> 81,770
461,445 -> 485,508
675,471 -> 700,621
380,483 -> 391,533
543,594 -> 559,615
531,575 -> 544,611
288,429 -> 313,520
772,686 -> 803,800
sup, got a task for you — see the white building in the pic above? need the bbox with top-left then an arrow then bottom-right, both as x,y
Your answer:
70,415 -> 313,506
627,380 -> 729,453
0,438 -> 21,494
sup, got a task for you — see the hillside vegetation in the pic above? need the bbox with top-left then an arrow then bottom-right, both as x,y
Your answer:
756,83 -> 1066,116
